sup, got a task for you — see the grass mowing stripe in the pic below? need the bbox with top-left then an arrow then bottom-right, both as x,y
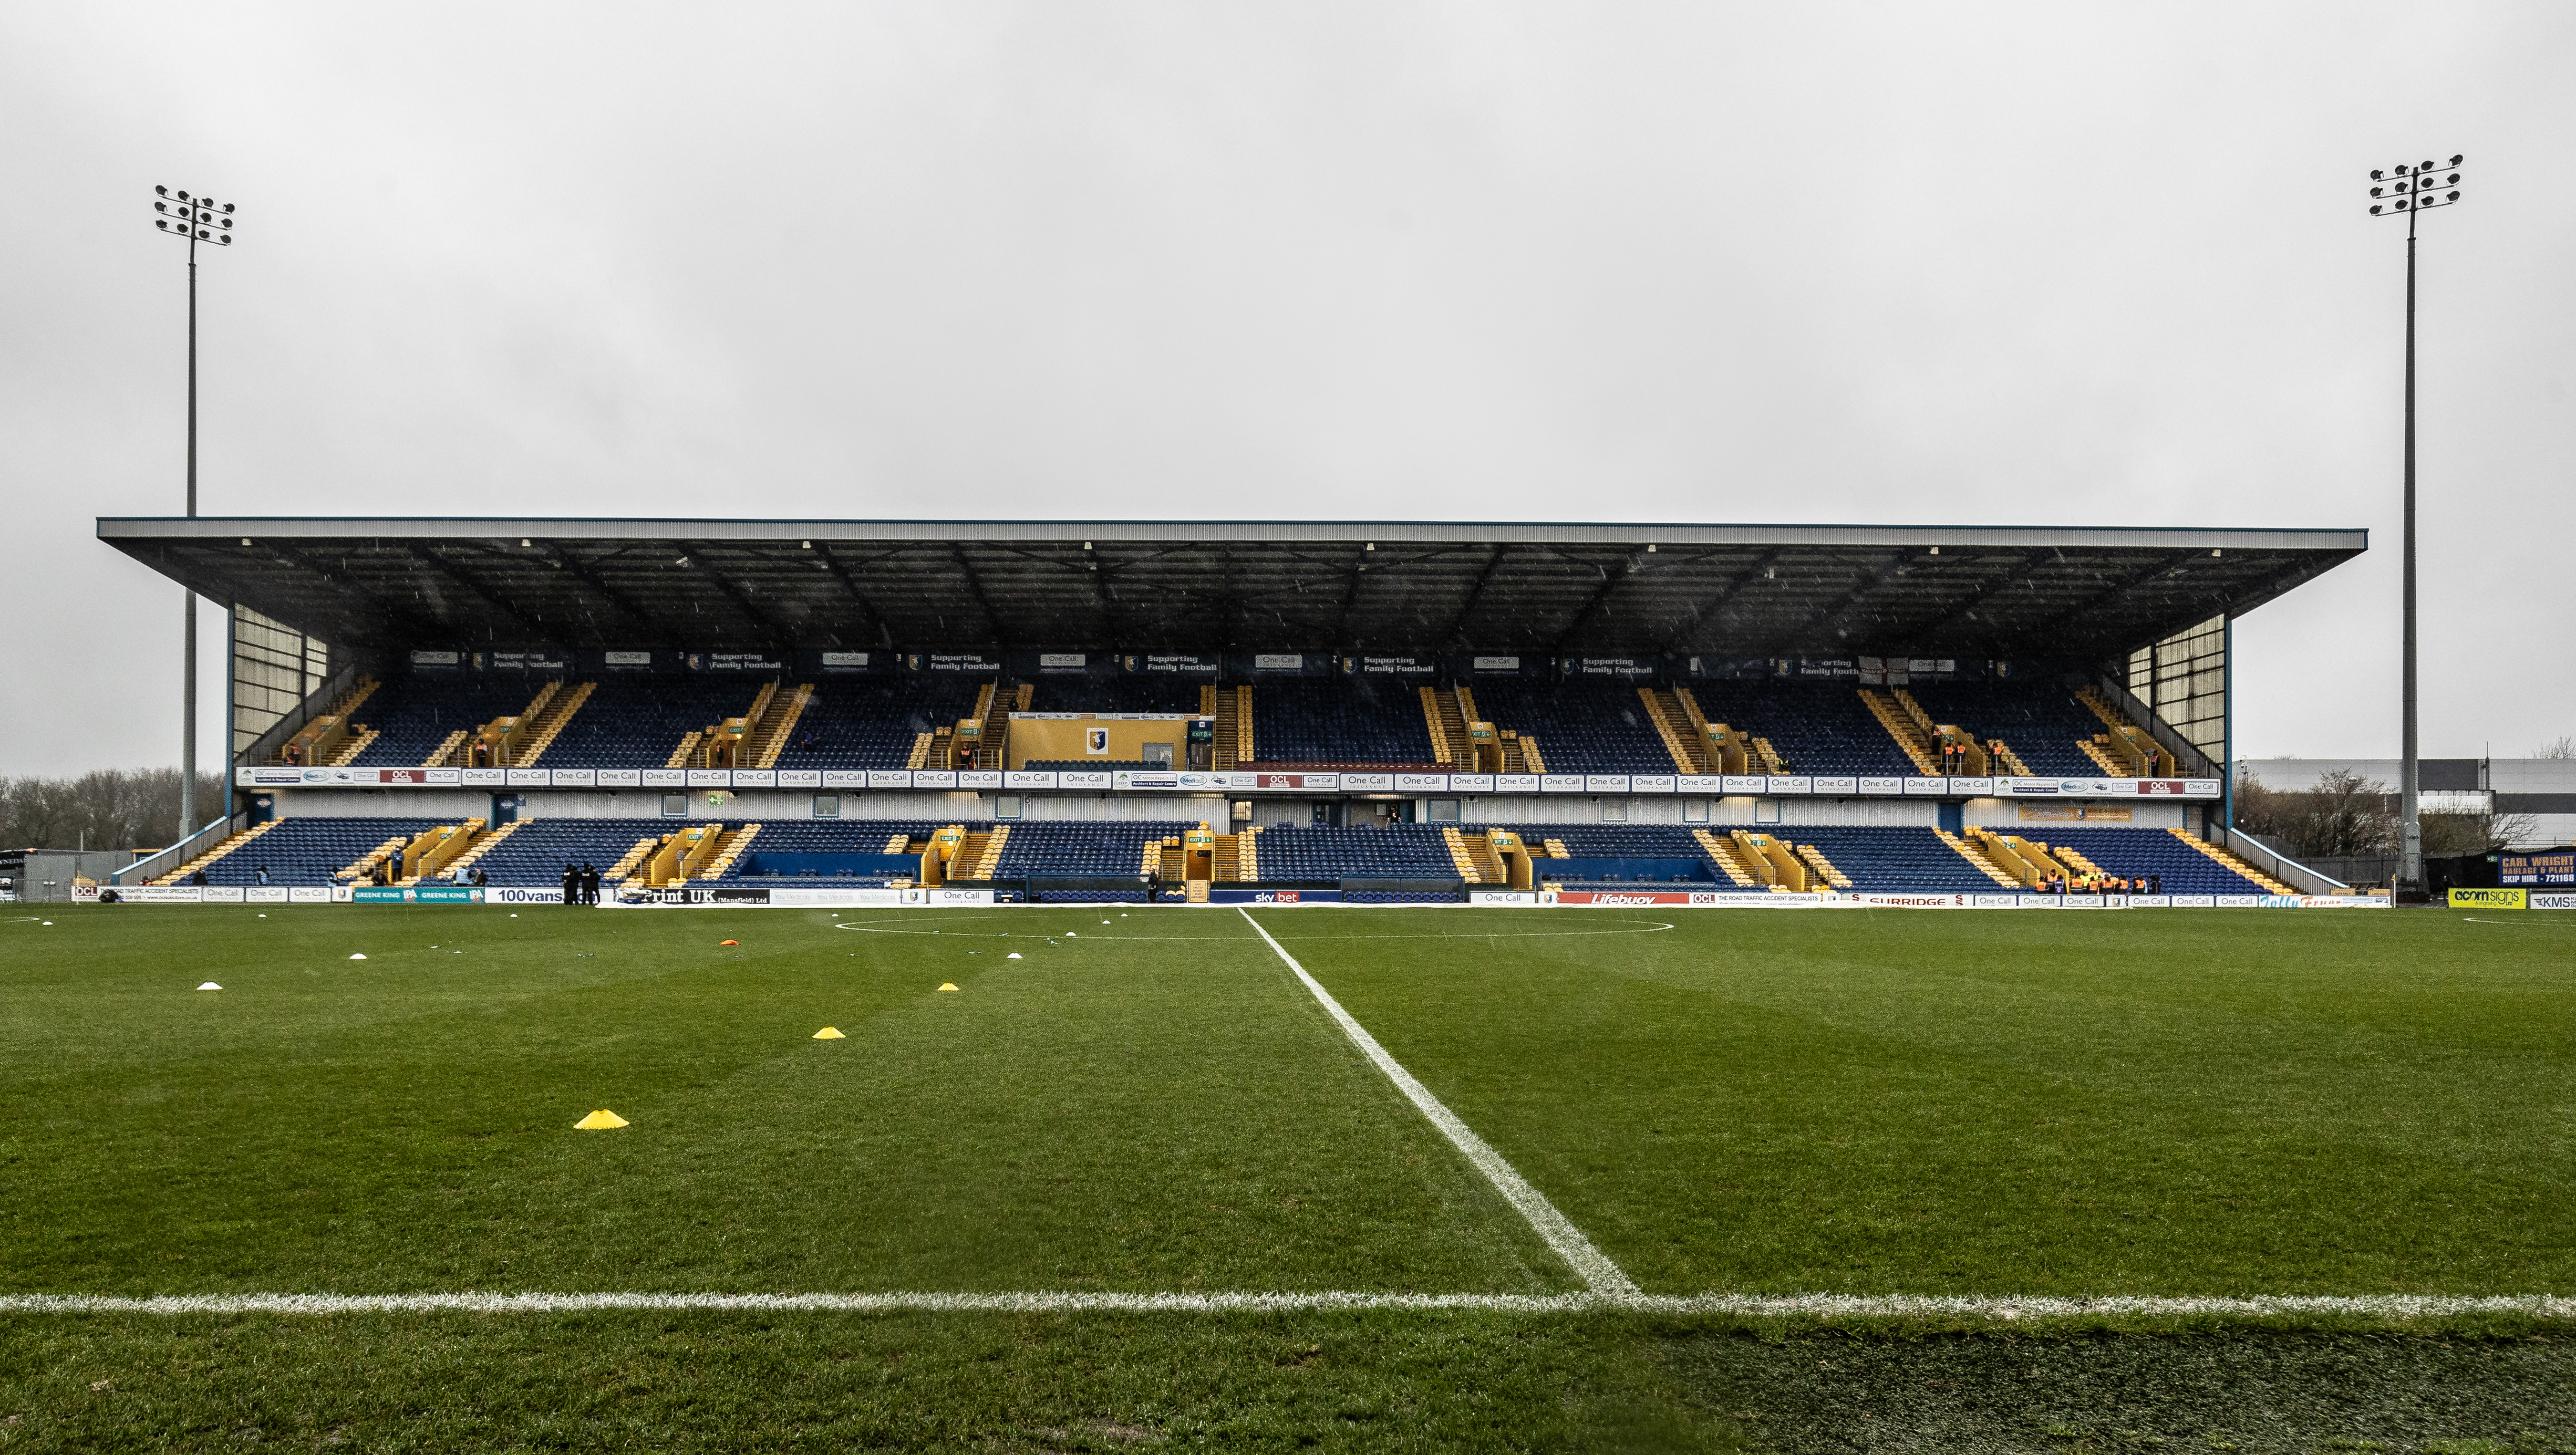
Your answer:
1237,907 -> 1640,1297
5,1291 -> 2571,1322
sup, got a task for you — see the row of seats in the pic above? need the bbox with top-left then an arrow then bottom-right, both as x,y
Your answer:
179,817 -> 2261,892
1250,679 -> 1434,765
1020,760 -> 1162,773
1466,681 -> 1672,775
329,673 -> 2170,778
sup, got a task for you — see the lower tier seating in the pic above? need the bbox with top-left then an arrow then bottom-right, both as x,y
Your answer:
1250,825 -> 1459,880
990,820 -> 1202,879
1775,826 -> 2002,893
2025,827 -> 2270,893
188,817 -> 430,885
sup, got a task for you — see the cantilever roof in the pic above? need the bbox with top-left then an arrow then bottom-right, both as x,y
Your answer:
97,516 -> 2365,661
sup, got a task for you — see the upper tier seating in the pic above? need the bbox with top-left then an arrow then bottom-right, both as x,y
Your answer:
1466,681 -> 1671,774
772,679 -> 985,771
1783,826 -> 2003,893
1903,681 -> 2117,777
1021,761 -> 1161,773
537,678 -> 767,767
990,820 -> 1199,879
195,817 -> 432,885
346,677 -> 542,766
2025,827 -> 2270,893
1251,679 -> 1434,765
1684,682 -> 1920,777
1249,824 -> 1459,881
1034,678 -> 1206,714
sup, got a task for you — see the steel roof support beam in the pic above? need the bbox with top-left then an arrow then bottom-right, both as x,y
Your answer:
539,546 -> 680,640
405,545 -> 543,637
1790,549 -> 1919,645
1654,548 -> 1786,653
261,543 -> 446,643
811,544 -> 896,649
2029,549 -> 2203,644
682,545 -> 791,649
948,544 -> 1006,646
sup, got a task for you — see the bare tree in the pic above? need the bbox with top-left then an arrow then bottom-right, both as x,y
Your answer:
2231,766 -> 2396,859
2539,735 -> 2576,760
0,769 -> 227,851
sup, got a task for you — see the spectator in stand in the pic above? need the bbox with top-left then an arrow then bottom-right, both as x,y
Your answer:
254,865 -> 269,886
2149,873 -> 2162,894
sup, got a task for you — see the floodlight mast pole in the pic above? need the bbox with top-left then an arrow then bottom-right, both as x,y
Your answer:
152,186 -> 235,845
2367,155 -> 2461,902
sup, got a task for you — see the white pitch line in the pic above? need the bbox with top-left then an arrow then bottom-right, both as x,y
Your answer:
2,1291 -> 2569,1321
1236,906 -> 1639,1297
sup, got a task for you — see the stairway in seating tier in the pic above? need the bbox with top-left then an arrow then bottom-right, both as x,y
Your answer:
1935,828 -> 2024,887
443,820 -> 523,878
1797,843 -> 1853,890
1690,828 -> 1759,887
338,834 -> 414,884
1859,689 -> 1943,775
1421,686 -> 1464,766
608,835 -> 661,887
325,729 -> 380,767
2170,829 -> 2291,892
1441,826 -> 1496,883
1638,688 -> 1703,774
1990,741 -> 2035,776
2074,687 -> 2179,777
969,825 -> 1009,879
513,682 -> 596,765
665,731 -> 704,770
154,820 -> 280,884
748,684 -> 815,768
699,824 -> 762,880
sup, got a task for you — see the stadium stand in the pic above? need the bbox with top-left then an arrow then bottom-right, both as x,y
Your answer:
1249,824 -> 1458,880
2022,826 -> 2273,894
1033,678 -> 1207,714
1022,761 -> 1160,773
1464,681 -> 1670,775
461,819 -> 673,886
186,817 -> 434,886
536,678 -> 771,768
345,678 -> 544,767
1783,826 -> 2007,893
1903,681 -> 2114,778
1683,682 -> 1921,777
1250,680 -> 1435,766
771,679 -> 985,771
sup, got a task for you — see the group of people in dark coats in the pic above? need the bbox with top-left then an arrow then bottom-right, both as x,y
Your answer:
562,862 -> 602,905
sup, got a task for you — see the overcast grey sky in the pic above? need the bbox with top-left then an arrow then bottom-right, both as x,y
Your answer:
4,3 -> 2570,778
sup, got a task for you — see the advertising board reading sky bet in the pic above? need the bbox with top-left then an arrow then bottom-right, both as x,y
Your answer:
5,3 -> 2573,775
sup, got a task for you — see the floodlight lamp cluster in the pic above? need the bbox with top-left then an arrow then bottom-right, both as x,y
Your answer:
152,184 -> 239,244
2366,154 -> 2465,215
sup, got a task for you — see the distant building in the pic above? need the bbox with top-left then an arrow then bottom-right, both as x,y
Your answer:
2236,758 -> 2576,849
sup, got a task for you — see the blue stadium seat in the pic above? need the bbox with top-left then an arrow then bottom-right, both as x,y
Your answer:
2022,827 -> 2271,893
346,678 -> 541,767
199,817 -> 433,886
1250,680 -> 1435,765
772,679 -> 985,771
1467,681 -> 1672,774
1905,681 -> 2114,777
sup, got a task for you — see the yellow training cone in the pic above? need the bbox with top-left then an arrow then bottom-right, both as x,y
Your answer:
938,983 -> 959,992
574,1109 -> 628,1129
812,1026 -> 845,1039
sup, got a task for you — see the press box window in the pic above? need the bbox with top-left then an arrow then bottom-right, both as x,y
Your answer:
1426,798 -> 1461,823
1683,799 -> 1711,824
1601,800 -> 1628,822
994,795 -> 1022,820
812,795 -> 841,818
660,794 -> 689,817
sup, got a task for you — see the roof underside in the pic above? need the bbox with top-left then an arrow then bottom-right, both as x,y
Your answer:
99,517 -> 2365,661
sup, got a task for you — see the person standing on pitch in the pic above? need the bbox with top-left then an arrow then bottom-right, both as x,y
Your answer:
562,862 -> 578,906
581,862 -> 599,906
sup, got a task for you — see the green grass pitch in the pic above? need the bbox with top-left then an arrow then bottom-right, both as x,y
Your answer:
2,902 -> 2570,1451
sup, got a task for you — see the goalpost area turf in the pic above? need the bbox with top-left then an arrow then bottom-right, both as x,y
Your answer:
2,903 -> 2571,1451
